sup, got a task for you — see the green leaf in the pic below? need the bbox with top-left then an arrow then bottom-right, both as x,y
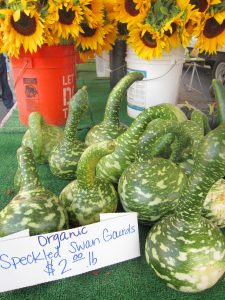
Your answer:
160,6 -> 168,15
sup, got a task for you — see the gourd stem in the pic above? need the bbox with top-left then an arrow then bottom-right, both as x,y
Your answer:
17,147 -> 42,192
64,86 -> 88,141
28,112 -> 44,159
77,141 -> 115,189
176,123 -> 225,222
103,72 -> 144,126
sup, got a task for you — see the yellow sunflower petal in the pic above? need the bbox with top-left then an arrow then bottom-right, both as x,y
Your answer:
13,10 -> 21,22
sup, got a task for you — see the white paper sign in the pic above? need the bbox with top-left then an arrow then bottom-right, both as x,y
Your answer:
0,213 -> 140,293
0,230 -> 30,241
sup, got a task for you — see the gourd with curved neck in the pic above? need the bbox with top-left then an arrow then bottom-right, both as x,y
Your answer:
96,103 -> 187,183
118,119 -> 190,224
22,112 -> 64,164
60,141 -> 118,226
0,147 -> 68,237
212,79 -> 225,125
145,123 -> 225,293
85,72 -> 144,146
202,178 -> 225,228
48,86 -> 88,179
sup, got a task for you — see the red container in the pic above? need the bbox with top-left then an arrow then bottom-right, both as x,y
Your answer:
11,45 -> 79,126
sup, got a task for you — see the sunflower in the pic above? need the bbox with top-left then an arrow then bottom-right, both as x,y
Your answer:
78,43 -> 103,62
0,8 -> 44,57
101,22 -> 118,51
189,0 -> 221,13
180,4 -> 202,48
127,23 -> 165,61
161,11 -> 184,51
80,0 -> 104,28
195,12 -> 225,53
113,0 -> 151,28
45,0 -> 83,41
76,21 -> 105,50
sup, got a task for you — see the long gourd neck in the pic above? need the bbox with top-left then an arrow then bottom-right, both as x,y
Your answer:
175,123 -> 225,222
103,72 -> 144,126
77,141 -> 115,189
135,119 -> 179,162
28,112 -> 44,159
116,103 -> 186,150
64,86 -> 88,141
17,147 -> 43,192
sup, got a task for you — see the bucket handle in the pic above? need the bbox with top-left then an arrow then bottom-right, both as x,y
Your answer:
13,59 -> 30,88
142,59 -> 183,81
96,54 -> 127,74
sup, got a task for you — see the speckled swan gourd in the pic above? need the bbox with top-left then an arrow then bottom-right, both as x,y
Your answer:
0,147 -> 68,237
22,112 -> 64,164
145,123 -> 225,293
118,119 -> 190,224
85,72 -> 144,146
96,103 -> 187,184
60,141 -> 118,226
48,86 -> 88,179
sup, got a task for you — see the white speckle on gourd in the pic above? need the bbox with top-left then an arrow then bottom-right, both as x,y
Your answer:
44,213 -> 55,221
134,187 -> 152,198
29,203 -> 42,209
176,236 -> 195,244
152,248 -> 160,261
28,222 -> 40,228
153,268 -> 171,281
156,180 -> 167,189
24,209 -> 33,216
166,257 -> 176,266
141,179 -> 149,185
174,272 -> 196,284
20,217 -> 30,225
167,235 -> 176,242
177,252 -> 187,261
148,197 -> 162,206
160,243 -> 169,252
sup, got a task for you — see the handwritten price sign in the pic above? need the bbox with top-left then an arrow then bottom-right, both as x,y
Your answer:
0,213 -> 140,292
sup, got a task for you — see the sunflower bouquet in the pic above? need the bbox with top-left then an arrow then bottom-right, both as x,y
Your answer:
0,0 -> 118,59
110,0 -> 225,61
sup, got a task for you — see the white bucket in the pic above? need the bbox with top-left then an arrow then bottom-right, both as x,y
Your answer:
95,51 -> 110,77
126,46 -> 185,118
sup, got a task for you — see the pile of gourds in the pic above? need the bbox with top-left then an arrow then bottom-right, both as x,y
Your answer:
0,72 -> 225,294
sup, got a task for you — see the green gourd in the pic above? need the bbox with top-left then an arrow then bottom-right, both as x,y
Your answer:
0,147 -> 68,237
145,123 -> 225,293
85,72 -> 144,146
48,86 -> 88,179
22,112 -> 64,164
212,79 -> 225,125
118,119 -> 190,224
202,178 -> 225,228
96,103 -> 187,184
60,141 -> 118,226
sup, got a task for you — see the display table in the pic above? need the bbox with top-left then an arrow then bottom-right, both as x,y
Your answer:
0,63 -> 224,300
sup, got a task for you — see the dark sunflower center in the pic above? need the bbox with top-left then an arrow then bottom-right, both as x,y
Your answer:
203,17 -> 225,38
141,32 -> 157,48
164,23 -> 177,37
40,0 -> 48,6
118,22 -> 128,36
58,6 -> 75,25
190,0 -> 208,12
125,0 -> 139,16
81,23 -> 96,37
11,11 -> 36,36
